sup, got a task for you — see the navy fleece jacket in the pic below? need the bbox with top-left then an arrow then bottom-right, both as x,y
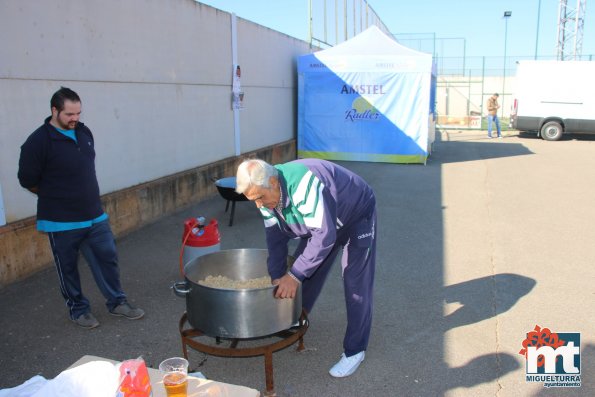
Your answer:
18,117 -> 104,222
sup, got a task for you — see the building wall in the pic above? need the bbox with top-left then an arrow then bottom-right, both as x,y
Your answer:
0,0 -> 311,286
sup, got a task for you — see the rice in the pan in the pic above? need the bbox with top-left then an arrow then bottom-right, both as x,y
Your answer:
198,275 -> 272,289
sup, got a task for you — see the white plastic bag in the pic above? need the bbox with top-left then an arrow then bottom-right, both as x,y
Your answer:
30,361 -> 119,397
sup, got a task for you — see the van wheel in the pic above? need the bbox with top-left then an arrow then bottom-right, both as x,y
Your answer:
541,121 -> 563,141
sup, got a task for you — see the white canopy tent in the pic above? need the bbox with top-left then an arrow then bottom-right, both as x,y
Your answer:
298,26 -> 437,164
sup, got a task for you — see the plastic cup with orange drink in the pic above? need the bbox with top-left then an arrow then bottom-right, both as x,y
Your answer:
159,357 -> 189,397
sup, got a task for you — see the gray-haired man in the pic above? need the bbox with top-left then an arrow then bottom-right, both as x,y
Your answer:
236,158 -> 376,377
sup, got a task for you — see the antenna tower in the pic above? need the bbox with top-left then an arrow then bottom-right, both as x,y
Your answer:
556,0 -> 587,60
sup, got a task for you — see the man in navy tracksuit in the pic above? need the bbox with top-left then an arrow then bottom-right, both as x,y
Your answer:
236,158 -> 376,377
18,87 -> 144,328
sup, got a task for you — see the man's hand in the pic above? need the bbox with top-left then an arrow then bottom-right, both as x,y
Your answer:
272,273 -> 299,299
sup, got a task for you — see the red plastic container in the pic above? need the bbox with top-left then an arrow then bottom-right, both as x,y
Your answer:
181,218 -> 221,269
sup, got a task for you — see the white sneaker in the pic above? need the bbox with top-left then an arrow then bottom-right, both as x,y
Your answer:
329,351 -> 365,377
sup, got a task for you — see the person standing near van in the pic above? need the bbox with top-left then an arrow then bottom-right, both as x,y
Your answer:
18,87 -> 144,329
487,93 -> 502,138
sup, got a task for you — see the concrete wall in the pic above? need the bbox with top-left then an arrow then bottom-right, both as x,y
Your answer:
0,0 -> 311,286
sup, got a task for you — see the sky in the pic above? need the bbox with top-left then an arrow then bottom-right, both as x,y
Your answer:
198,0 -> 594,59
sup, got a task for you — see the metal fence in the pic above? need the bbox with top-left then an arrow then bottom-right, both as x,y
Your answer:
397,35 -> 594,130
308,0 -> 391,48
396,35 -> 594,75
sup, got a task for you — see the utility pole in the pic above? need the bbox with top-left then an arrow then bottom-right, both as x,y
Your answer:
502,11 -> 512,118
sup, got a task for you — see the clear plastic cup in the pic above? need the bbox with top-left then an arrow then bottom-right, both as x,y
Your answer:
159,357 -> 189,397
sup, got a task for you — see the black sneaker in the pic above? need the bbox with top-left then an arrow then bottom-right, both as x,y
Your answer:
72,312 -> 100,329
109,303 -> 145,320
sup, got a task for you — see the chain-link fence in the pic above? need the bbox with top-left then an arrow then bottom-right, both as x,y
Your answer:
308,0 -> 391,48
396,35 -> 594,130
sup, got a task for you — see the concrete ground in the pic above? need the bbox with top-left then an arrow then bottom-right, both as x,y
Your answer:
1,130 -> 594,397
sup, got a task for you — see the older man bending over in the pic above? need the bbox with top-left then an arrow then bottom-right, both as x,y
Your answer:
236,158 -> 377,377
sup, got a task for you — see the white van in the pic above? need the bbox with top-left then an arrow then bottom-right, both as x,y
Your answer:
510,60 -> 595,141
